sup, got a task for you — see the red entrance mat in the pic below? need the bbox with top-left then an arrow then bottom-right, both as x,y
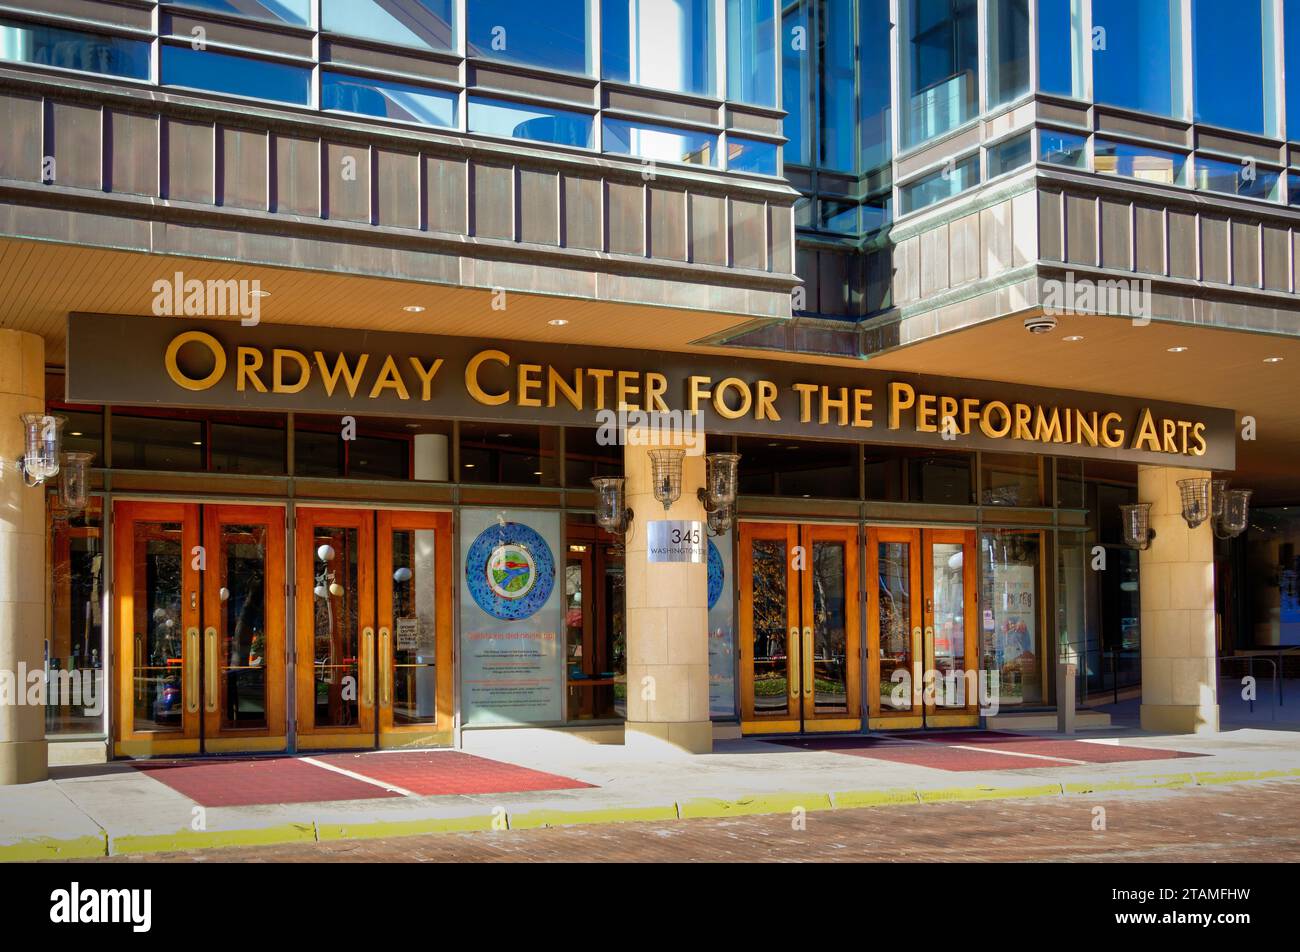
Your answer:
134,757 -> 403,807
311,751 -> 596,797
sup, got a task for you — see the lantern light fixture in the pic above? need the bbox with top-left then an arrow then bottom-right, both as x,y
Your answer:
648,448 -> 685,512
57,452 -> 94,511
1215,489 -> 1252,540
706,503 -> 733,538
591,477 -> 633,537
1119,503 -> 1156,551
1177,477 -> 1211,529
697,452 -> 741,535
11,413 -> 66,487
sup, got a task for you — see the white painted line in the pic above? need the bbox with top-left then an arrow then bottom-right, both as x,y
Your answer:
949,744 -> 1090,766
300,756 -> 419,798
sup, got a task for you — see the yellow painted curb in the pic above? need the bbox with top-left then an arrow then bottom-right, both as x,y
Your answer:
1193,768 -> 1300,786
1063,774 -> 1194,795
112,823 -> 317,856
508,804 -> 679,830
678,792 -> 833,819
917,783 -> 1062,804
830,788 -> 921,809
317,813 -> 497,840
0,834 -> 107,863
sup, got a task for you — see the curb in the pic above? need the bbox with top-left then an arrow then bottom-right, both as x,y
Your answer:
10,767 -> 1300,861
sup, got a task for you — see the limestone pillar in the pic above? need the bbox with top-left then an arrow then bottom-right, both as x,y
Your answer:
1138,465 -> 1219,734
0,330 -> 48,783
623,434 -> 711,754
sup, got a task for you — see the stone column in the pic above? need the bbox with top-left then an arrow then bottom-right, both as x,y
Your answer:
1138,465 -> 1219,734
0,330 -> 48,784
623,433 -> 711,754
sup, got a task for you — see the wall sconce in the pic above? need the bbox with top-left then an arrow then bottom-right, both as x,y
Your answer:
1119,503 -> 1156,550
706,503 -> 733,538
648,448 -> 685,512
697,452 -> 741,534
13,413 -> 65,487
1214,489 -> 1252,540
1177,477 -> 1211,529
57,452 -> 94,511
1211,478 -> 1231,520
591,477 -> 633,537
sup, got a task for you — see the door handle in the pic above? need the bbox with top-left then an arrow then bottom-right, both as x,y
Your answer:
136,635 -> 145,702
788,627 -> 800,699
184,627 -> 200,714
362,627 -> 375,707
204,627 -> 218,714
801,626 -> 813,697
379,627 -> 391,708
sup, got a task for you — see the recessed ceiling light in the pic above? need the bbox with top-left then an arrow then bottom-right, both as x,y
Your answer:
497,433 -> 512,439
70,431 -> 83,437
405,423 -> 421,429
1167,346 -> 1188,353
464,463 -> 476,469
1264,356 -> 1284,363
1063,335 -> 1084,342
533,471 -> 543,476
251,289 -> 270,299
548,319 -> 570,327
403,305 -> 426,313
192,441 -> 203,446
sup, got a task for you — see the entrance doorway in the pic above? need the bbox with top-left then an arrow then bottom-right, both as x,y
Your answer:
294,508 -> 454,750
113,502 -> 286,757
866,528 -> 980,729
738,523 -> 860,734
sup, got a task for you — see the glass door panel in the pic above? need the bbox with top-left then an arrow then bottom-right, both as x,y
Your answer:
739,523 -> 800,728
868,530 -> 923,721
800,525 -> 860,730
923,529 -> 979,722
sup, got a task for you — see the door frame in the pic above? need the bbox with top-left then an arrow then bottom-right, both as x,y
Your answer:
920,528 -> 981,727
865,526 -> 925,730
798,523 -> 861,732
738,521 -> 801,732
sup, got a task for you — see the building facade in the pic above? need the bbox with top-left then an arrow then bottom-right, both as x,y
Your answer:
0,0 -> 1294,782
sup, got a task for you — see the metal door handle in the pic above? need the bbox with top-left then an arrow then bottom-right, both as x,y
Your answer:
379,627 -> 391,707
788,627 -> 800,699
801,626 -> 813,697
362,627 -> 374,707
184,628 -> 200,714
204,628 -> 218,714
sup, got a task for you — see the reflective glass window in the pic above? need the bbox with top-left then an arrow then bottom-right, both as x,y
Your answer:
1193,155 -> 1281,201
46,500 -> 106,737
459,423 -> 560,486
860,0 -> 892,172
468,0 -> 592,74
174,0 -> 311,26
980,530 -> 1043,705
782,0 -> 812,165
901,0 -> 979,147
321,0 -> 455,51
988,132 -> 1031,176
727,136 -> 779,175
1037,0 -> 1084,97
162,45 -> 312,105
735,437 -> 859,498
727,0 -> 777,107
602,117 -> 718,166
0,18 -> 149,80
1192,0 -> 1277,135
323,71 -> 457,128
987,0 -> 1029,107
819,0 -> 856,170
469,96 -> 594,148
1090,0 -> 1184,119
111,413 -> 204,471
819,199 -> 858,233
602,0 -> 716,96
1040,129 -> 1088,168
900,154 -> 979,213
1286,0 -> 1300,139
1289,172 -> 1300,205
1094,139 -> 1185,185
981,452 -> 1042,506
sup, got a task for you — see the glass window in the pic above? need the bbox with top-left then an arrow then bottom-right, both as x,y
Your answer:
819,0 -> 856,171
1037,0 -> 1084,97
1289,172 -> 1300,206
736,436 -> 858,498
1040,129 -> 1088,168
900,154 -> 979,213
860,0 -> 892,173
173,0 -> 312,26
602,117 -> 718,166
987,0 -> 1029,107
1287,1 -> 1300,139
862,193 -> 892,234
59,409 -> 104,463
111,413 -> 205,471
1194,155 -> 1281,201
988,132 -> 1032,176
468,0 -> 591,74
602,0 -> 716,96
210,421 -> 286,475
469,96 -> 594,148
1055,457 -> 1086,509
1243,508 -> 1300,647
727,0 -> 777,106
980,530 -> 1043,705
980,452 -> 1042,506
564,427 -> 622,487
0,18 -> 150,80
900,0 -> 979,147
865,447 -> 974,504
323,71 -> 457,128
819,199 -> 858,233
727,136 -> 778,175
293,415 -> 428,479
46,499 -> 106,737
460,422 -> 560,486
321,0 -> 455,51
1090,0 -> 1184,119
782,0 -> 812,165
1193,0 -> 1277,135
1094,138 -> 1185,185
162,45 -> 312,105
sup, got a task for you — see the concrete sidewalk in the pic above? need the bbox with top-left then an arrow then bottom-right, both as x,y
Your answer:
4,726 -> 1300,861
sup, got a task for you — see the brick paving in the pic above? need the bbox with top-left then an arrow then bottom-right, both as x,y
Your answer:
93,780 -> 1300,863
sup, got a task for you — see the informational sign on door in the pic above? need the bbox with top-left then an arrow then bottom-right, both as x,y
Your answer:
459,508 -> 564,726
395,617 -> 420,651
